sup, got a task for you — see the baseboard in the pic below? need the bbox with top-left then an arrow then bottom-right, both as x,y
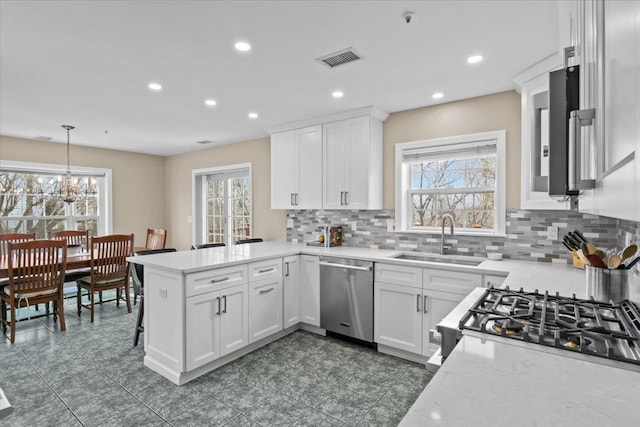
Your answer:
377,344 -> 428,365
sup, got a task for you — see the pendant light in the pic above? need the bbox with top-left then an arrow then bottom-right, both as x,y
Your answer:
61,124 -> 76,203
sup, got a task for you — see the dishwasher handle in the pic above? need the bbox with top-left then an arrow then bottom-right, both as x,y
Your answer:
318,261 -> 372,272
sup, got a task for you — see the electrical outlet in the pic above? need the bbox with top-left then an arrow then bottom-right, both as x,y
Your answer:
547,226 -> 558,241
387,219 -> 395,233
159,288 -> 168,298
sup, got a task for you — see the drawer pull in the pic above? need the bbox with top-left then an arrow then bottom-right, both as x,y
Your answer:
259,287 -> 275,294
216,296 -> 221,315
210,276 -> 230,283
222,295 -> 227,313
258,268 -> 275,273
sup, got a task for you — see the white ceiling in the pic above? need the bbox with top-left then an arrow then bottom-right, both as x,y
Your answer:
0,0 -> 559,156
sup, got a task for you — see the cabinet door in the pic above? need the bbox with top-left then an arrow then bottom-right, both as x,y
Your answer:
283,255 -> 301,329
344,116 -> 371,209
271,130 -> 298,209
374,282 -> 422,354
300,255 -> 320,326
248,277 -> 283,344
220,284 -> 249,357
422,289 -> 465,357
322,121 -> 347,209
296,125 -> 323,209
186,291 -> 221,370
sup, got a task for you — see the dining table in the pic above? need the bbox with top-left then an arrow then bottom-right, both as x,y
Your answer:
0,247 -> 148,280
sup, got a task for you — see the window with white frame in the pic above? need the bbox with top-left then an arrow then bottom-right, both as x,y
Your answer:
193,164 -> 252,246
0,161 -> 112,238
395,131 -> 506,235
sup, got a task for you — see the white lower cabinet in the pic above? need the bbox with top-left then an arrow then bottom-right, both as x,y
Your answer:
249,277 -> 283,343
186,283 -> 248,371
374,282 -> 422,354
374,263 -> 481,357
300,255 -> 320,326
283,255 -> 301,328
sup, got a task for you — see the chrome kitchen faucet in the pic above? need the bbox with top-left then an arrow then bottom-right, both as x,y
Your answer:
440,214 -> 454,255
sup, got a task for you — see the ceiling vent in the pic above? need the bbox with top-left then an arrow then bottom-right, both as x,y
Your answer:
34,135 -> 52,141
196,140 -> 216,145
317,47 -> 362,68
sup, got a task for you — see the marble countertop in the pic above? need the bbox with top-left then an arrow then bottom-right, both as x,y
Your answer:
400,335 -> 640,426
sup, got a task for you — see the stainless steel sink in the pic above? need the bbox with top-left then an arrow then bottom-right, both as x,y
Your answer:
389,252 -> 484,267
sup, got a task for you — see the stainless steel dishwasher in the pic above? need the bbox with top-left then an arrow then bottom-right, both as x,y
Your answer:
319,256 -> 374,343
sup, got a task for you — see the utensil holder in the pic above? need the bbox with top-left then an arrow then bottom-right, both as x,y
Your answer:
586,266 -> 629,303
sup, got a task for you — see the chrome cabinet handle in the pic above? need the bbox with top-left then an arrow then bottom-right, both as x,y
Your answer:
416,294 -> 421,312
345,191 -> 349,205
318,261 -> 371,271
258,268 -> 275,273
568,108 -> 596,192
284,262 -> 290,277
424,295 -> 428,313
340,191 -> 344,205
210,276 -> 229,283
290,193 -> 295,206
216,296 -> 221,315
222,295 -> 227,314
294,193 -> 299,205
259,287 -> 275,294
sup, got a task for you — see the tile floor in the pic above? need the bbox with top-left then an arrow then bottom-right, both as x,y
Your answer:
0,295 -> 432,426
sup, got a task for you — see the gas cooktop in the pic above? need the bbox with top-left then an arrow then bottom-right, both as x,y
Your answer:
458,286 -> 640,368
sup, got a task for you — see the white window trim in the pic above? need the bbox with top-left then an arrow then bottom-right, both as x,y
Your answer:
191,163 -> 252,245
0,159 -> 113,235
394,130 -> 506,236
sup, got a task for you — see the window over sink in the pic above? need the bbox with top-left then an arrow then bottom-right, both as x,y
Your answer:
395,131 -> 506,236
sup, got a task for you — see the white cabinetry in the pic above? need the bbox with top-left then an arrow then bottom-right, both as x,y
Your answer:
323,116 -> 383,209
270,125 -> 322,209
186,283 -> 249,371
283,255 -> 301,328
300,255 -> 320,326
248,258 -> 283,344
374,263 -> 481,357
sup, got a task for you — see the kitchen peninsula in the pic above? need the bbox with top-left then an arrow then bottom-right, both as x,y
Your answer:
129,241 -> 586,385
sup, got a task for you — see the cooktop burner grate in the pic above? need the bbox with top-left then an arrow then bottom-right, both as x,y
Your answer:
459,286 -> 640,366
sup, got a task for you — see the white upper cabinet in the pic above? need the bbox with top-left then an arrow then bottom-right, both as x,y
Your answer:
568,0 -> 640,221
271,126 -> 322,209
269,106 -> 388,210
513,53 -> 569,210
323,116 -> 383,210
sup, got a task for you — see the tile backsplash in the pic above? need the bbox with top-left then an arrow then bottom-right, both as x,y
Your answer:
286,209 -> 636,264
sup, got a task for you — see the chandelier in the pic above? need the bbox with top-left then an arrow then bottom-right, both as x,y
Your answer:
61,125 -> 77,203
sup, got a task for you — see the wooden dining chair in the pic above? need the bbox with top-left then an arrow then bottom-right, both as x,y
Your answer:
0,240 -> 67,343
145,228 -> 167,250
0,233 -> 36,257
130,248 -> 177,346
191,243 -> 226,250
50,230 -> 91,283
76,234 -> 134,322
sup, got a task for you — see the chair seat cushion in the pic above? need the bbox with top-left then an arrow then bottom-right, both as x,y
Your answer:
3,287 -> 58,298
77,276 -> 126,286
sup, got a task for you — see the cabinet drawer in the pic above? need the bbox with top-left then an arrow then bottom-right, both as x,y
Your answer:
423,269 -> 481,295
248,258 -> 282,282
375,263 -> 422,289
186,265 -> 248,297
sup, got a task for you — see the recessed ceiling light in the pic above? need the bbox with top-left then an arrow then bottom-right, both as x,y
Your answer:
432,92 -> 444,99
148,82 -> 162,91
332,91 -> 344,98
205,99 -> 217,106
467,55 -> 483,64
235,41 -> 251,52
248,112 -> 258,119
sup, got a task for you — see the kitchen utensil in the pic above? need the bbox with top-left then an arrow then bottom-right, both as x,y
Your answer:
608,254 -> 622,269
593,249 -> 606,259
586,266 -> 630,303
621,243 -> 638,262
625,255 -> 640,269
587,254 -> 607,268
586,241 -> 597,254
573,230 -> 587,243
562,241 -> 574,251
564,235 -> 581,249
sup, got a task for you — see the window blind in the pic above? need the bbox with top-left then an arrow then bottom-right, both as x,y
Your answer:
402,139 -> 497,163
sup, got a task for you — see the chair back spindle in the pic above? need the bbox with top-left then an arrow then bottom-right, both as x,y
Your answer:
0,233 -> 36,257
145,228 -> 167,250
